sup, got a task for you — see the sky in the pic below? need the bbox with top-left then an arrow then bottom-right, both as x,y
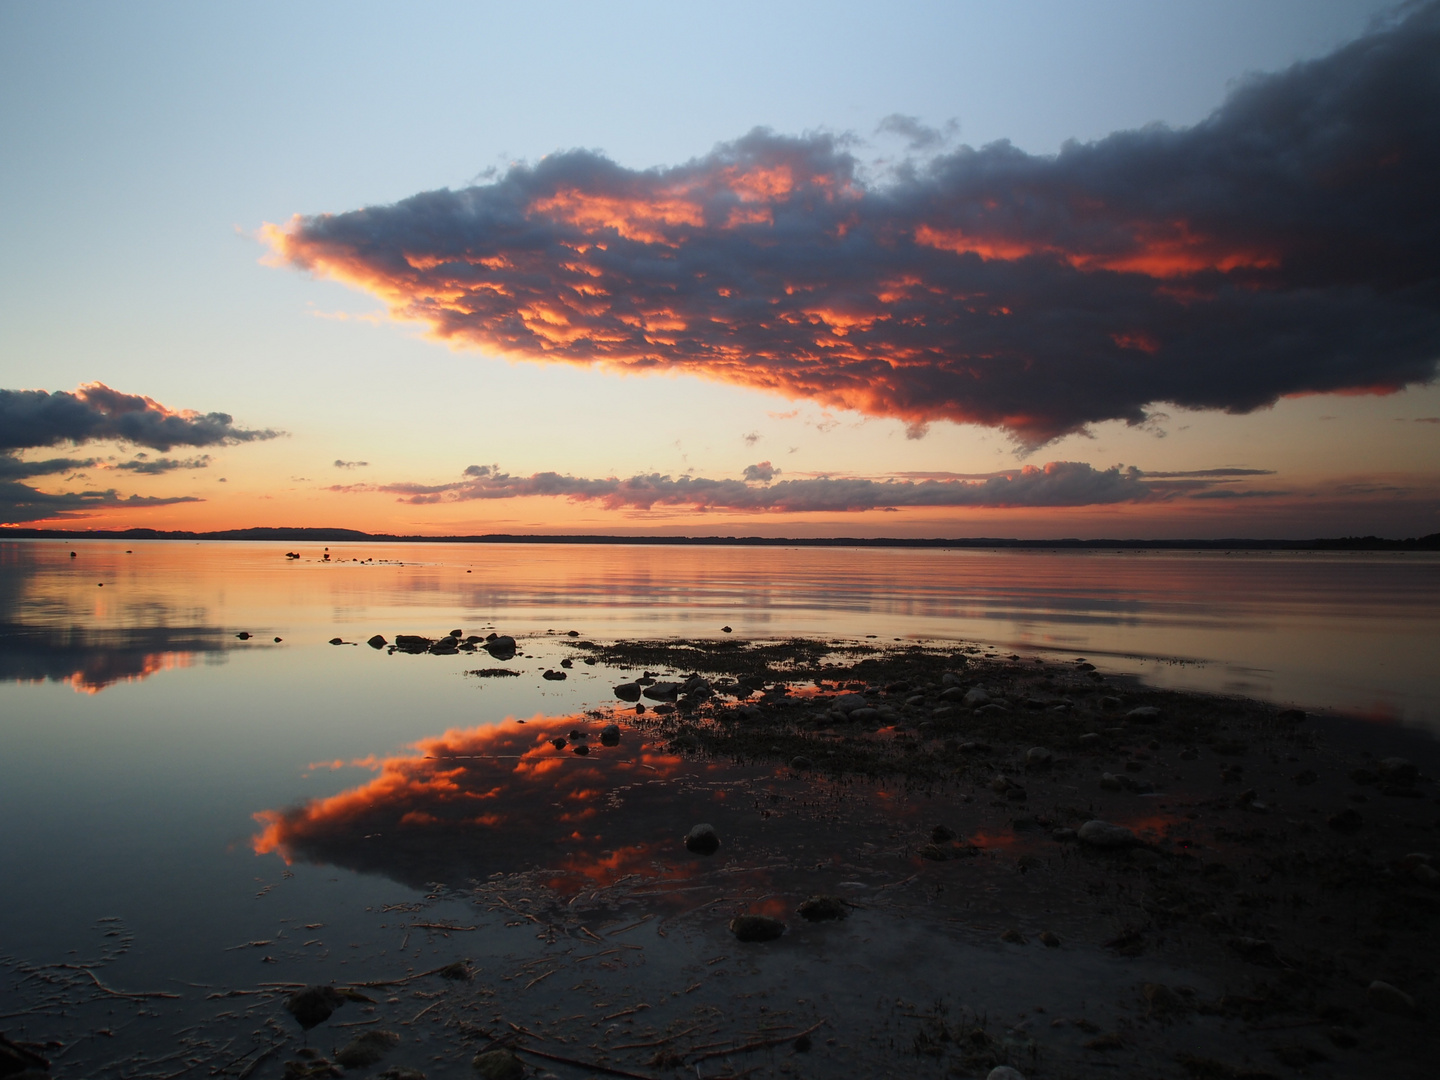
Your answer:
2,0 -> 1437,539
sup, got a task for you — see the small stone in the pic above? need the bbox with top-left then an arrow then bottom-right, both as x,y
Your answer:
790,755 -> 812,770
599,723 -> 620,746
236,631 -> 252,640
559,657 -> 573,668
932,824 -> 957,842
542,669 -> 566,680
721,625 -> 733,633
471,1048 -> 525,1080
1079,732 -> 1103,747
730,914 -> 786,942
613,682 -> 642,701
1025,747 -> 1053,766
962,687 -> 990,707
1126,706 -> 1160,721
550,737 -> 566,749
572,743 -> 589,755
1368,980 -> 1415,1015
797,895 -> 848,921
1100,773 -> 1123,791
1039,930 -> 1061,947
328,637 -> 344,645
334,1030 -> 399,1068
1077,820 -> 1139,849
685,823 -> 720,854
1378,757 -> 1418,783
987,1068 -> 1026,1080
1051,827 -> 1076,841
1328,808 -> 1364,832
1000,928 -> 1026,944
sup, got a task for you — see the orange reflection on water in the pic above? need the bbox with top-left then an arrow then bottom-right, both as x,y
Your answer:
62,651 -> 194,694
253,714 -> 701,892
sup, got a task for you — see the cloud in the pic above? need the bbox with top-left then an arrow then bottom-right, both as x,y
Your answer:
332,459 -> 1267,513
334,459 -> 370,468
0,383 -> 276,524
0,383 -> 280,452
741,431 -> 760,447
875,114 -> 958,152
0,481 -> 200,525
266,5 -> 1440,446
114,454 -> 211,475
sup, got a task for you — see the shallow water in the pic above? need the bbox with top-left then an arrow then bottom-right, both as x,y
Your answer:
1,538 -> 1438,1075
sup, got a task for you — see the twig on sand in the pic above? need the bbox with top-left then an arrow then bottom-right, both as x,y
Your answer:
523,969 -> 557,990
52,965 -> 181,999
609,1024 -> 700,1050
514,1045 -> 660,1080
688,1018 -> 827,1063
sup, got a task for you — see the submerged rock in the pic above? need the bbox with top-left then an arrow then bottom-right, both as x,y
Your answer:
1078,820 -> 1139,849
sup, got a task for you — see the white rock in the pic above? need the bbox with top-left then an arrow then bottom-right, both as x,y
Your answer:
1077,820 -> 1139,848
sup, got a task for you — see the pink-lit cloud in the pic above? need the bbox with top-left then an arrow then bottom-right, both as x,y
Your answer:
268,6 -> 1440,446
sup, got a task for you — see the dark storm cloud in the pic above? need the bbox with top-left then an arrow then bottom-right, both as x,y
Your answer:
0,383 -> 275,523
0,383 -> 279,452
0,481 -> 200,524
268,4 -> 1440,445
329,459 -> 1261,513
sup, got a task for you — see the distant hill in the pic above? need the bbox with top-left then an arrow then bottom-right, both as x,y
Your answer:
2,526 -> 1437,550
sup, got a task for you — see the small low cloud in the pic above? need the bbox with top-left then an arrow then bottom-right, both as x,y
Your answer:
115,454 -> 211,475
334,459 -> 370,468
742,432 -> 761,447
332,459 -> 1277,513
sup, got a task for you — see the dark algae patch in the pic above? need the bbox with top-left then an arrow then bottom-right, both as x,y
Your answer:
3,636 -> 1437,1079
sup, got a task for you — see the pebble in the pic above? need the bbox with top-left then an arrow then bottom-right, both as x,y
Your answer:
1077,820 -> 1139,849
1368,980 -> 1415,1015
962,688 -> 990,707
328,637 -> 344,645
685,823 -> 720,854
367,634 -> 387,649
790,755 -> 813,770
987,1068 -> 1026,1080
1079,732 -> 1103,746
1025,746 -> 1053,766
1039,931 -> 1061,947
613,682 -> 642,701
599,723 -> 620,746
730,914 -> 786,942
472,1048 -> 525,1080
797,895 -> 848,921
1126,706 -> 1160,721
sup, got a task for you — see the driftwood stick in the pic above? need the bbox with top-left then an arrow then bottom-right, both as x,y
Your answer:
609,1024 -> 699,1050
58,965 -> 181,1000
514,1045 -> 659,1080
688,1018 -> 827,1063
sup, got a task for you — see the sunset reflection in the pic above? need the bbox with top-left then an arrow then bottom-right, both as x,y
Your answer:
253,714 -> 717,892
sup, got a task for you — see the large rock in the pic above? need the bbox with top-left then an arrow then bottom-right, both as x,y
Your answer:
483,635 -> 517,658
642,681 -> 681,701
367,634 -> 387,649
962,688 -> 990,707
1077,820 -> 1139,849
831,693 -> 868,713
599,723 -> 621,746
612,682 -> 642,701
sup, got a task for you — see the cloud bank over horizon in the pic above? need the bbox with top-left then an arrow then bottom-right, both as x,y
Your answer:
331,459 -> 1274,514
0,383 -> 278,524
269,4 -> 1440,446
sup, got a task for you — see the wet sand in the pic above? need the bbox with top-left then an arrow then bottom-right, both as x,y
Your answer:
3,637 -> 1437,1080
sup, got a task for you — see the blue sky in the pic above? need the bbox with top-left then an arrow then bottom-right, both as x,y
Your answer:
3,1 -> 1435,537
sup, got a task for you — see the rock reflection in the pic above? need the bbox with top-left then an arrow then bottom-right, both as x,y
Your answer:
0,625 -> 232,692
253,715 -> 728,892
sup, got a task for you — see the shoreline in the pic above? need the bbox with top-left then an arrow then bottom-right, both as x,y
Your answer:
4,527 -> 1439,551
3,638 -> 1436,1079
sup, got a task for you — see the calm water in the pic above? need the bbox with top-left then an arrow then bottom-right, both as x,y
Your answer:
1,538 -> 1438,1068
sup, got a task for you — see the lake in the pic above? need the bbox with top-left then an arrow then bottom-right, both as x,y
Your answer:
2,538 -> 1437,1075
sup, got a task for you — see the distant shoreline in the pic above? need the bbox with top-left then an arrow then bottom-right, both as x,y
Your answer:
2,525 -> 1437,551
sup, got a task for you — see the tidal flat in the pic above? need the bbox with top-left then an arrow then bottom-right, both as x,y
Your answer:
4,634 -> 1436,1080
